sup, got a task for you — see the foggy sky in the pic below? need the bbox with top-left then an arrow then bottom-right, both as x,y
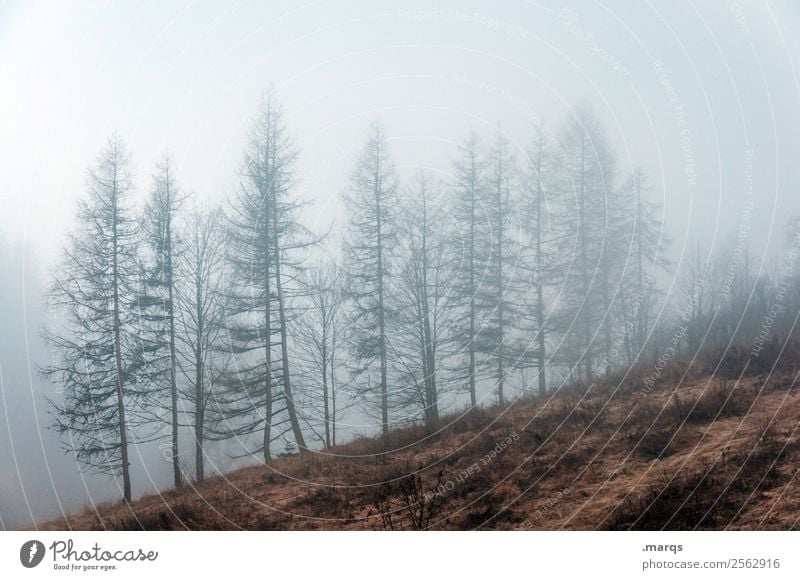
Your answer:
2,0 -> 800,529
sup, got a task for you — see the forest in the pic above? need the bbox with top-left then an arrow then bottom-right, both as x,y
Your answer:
40,88 -> 800,506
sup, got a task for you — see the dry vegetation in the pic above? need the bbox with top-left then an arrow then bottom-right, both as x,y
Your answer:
39,353 -> 800,531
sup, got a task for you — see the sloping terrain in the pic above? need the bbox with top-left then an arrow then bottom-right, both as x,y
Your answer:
38,362 -> 800,530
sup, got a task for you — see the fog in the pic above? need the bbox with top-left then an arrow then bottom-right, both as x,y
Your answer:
2,0 -> 800,529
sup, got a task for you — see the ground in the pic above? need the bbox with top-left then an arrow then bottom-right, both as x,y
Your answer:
38,361 -> 800,530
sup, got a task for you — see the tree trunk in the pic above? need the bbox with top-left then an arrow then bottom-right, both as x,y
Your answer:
195,348 -> 204,483
164,183 -> 181,488
636,177 -> 645,356
495,162 -> 506,406
195,256 -> 205,482
375,158 -> 389,438
263,217 -> 273,464
110,170 -> 131,503
272,189 -> 307,453
579,137 -> 593,382
535,141 -> 547,396
321,327 -> 331,448
419,191 -> 438,421
331,335 -> 337,447
468,177 -> 477,407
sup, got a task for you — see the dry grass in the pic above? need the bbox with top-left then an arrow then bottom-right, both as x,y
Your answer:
36,359 -> 800,531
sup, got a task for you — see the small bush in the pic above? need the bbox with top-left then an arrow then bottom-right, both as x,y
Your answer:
369,467 -> 445,530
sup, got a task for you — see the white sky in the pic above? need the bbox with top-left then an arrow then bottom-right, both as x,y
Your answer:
2,0 -> 800,274
2,0 -> 800,529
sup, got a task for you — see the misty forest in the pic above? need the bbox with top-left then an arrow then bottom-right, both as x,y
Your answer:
23,93 -> 800,527
3,2 -> 800,531
41,96 -> 675,496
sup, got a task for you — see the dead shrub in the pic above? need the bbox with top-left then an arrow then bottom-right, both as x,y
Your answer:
368,467 -> 445,530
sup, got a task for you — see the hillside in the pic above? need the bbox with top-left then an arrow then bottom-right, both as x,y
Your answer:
39,362 -> 800,531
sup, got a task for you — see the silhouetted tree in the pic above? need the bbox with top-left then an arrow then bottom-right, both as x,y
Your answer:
138,154 -> 186,487
479,129 -> 522,405
294,259 -> 346,448
393,172 -> 456,421
449,132 -> 490,407
43,134 -> 139,501
616,168 -> 668,365
223,91 -> 309,460
520,125 -> 558,395
176,204 -> 226,482
343,122 -> 398,436
553,107 -> 618,382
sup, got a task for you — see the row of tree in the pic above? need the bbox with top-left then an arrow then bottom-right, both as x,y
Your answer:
44,94 -> 673,501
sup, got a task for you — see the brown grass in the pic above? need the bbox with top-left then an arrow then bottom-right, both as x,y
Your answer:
36,359 -> 800,531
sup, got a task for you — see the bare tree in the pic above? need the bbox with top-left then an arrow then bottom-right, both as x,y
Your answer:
479,129 -> 521,405
680,240 -> 715,356
553,107 -> 617,382
616,168 -> 668,365
392,172 -> 457,421
343,122 -> 398,437
138,154 -> 186,487
176,204 -> 226,482
449,132 -> 490,407
520,125 -> 558,395
223,90 -> 310,461
43,134 -> 139,501
294,259 -> 346,448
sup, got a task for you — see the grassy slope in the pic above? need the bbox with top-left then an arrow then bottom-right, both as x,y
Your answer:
39,363 -> 800,530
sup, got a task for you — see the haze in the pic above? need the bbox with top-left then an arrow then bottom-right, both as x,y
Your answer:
1,0 -> 799,530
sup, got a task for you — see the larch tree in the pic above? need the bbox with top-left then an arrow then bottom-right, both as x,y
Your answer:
520,125 -> 558,396
343,121 -> 398,437
138,154 -> 185,488
449,132 -> 490,407
616,168 -> 668,365
480,129 -> 521,406
176,204 -> 227,482
393,171 -> 456,421
553,107 -> 617,383
294,259 -> 346,448
43,134 -> 139,502
680,240 -> 716,356
223,91 -> 309,461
